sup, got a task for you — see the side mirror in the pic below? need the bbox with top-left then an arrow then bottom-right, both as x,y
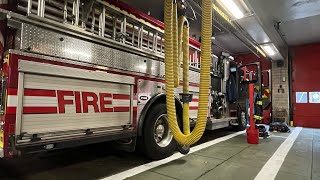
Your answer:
239,64 -> 259,84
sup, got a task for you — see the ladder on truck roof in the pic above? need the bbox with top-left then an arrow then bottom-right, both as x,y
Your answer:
17,0 -> 204,69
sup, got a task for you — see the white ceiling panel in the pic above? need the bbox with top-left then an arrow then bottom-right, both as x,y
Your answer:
281,14 -> 320,45
236,16 -> 271,44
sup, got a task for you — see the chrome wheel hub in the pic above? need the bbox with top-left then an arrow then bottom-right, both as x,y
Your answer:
156,124 -> 165,138
154,114 -> 173,147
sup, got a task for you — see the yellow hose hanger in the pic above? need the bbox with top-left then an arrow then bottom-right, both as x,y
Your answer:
164,0 -> 213,150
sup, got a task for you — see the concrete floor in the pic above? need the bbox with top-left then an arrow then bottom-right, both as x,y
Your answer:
128,128 -> 320,180
13,128 -> 235,180
6,128 -> 319,180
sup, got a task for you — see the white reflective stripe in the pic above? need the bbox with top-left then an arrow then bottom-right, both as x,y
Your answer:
193,94 -> 199,98
7,95 -> 18,107
111,99 -> 130,106
189,86 -> 199,92
102,131 -> 245,180
175,86 -> 199,93
7,96 -> 138,108
254,127 -> 303,180
23,96 -> 58,107
8,96 -> 57,107
189,102 -> 198,106
102,99 -> 137,107
99,100 -> 138,107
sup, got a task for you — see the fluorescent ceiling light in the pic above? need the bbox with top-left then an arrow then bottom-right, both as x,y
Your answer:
219,0 -> 244,19
255,46 -> 266,57
261,45 -> 275,56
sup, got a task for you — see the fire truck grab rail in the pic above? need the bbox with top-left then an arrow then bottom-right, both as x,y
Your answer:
19,0 -> 202,69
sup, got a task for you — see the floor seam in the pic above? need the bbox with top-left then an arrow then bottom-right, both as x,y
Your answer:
191,153 -> 228,161
195,145 -> 251,180
227,158 -> 268,169
149,170 -> 181,180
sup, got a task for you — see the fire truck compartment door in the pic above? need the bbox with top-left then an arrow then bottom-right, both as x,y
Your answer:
16,60 -> 135,137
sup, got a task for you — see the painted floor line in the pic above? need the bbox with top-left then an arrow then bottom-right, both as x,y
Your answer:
100,131 -> 245,180
254,127 -> 303,180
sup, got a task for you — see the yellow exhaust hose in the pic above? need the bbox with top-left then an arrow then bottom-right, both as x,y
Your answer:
164,0 -> 212,146
172,3 -> 179,88
181,16 -> 190,135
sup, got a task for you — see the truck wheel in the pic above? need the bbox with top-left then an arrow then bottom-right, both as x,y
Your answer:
235,106 -> 247,131
142,103 -> 176,160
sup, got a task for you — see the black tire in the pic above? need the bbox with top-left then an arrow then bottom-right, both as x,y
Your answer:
142,103 -> 176,160
234,106 -> 246,131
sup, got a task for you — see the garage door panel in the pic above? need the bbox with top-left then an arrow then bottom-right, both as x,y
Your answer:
294,116 -> 320,128
292,45 -> 320,128
294,105 -> 320,114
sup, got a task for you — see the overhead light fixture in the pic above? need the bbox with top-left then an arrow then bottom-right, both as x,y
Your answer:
218,0 -> 244,19
255,46 -> 266,58
261,44 -> 276,56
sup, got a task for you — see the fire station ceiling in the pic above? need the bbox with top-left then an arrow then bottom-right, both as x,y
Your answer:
120,0 -> 164,21
120,0 -> 320,60
121,0 -> 253,56
245,0 -> 320,46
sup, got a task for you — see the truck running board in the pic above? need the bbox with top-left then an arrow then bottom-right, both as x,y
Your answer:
206,117 -> 237,130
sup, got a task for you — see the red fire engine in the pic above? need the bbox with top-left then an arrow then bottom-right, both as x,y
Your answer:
0,0 -> 257,159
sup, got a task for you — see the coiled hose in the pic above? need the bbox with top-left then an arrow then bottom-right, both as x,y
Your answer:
164,0 -> 212,146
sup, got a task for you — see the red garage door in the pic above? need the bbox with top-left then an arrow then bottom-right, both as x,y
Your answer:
293,44 -> 320,128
